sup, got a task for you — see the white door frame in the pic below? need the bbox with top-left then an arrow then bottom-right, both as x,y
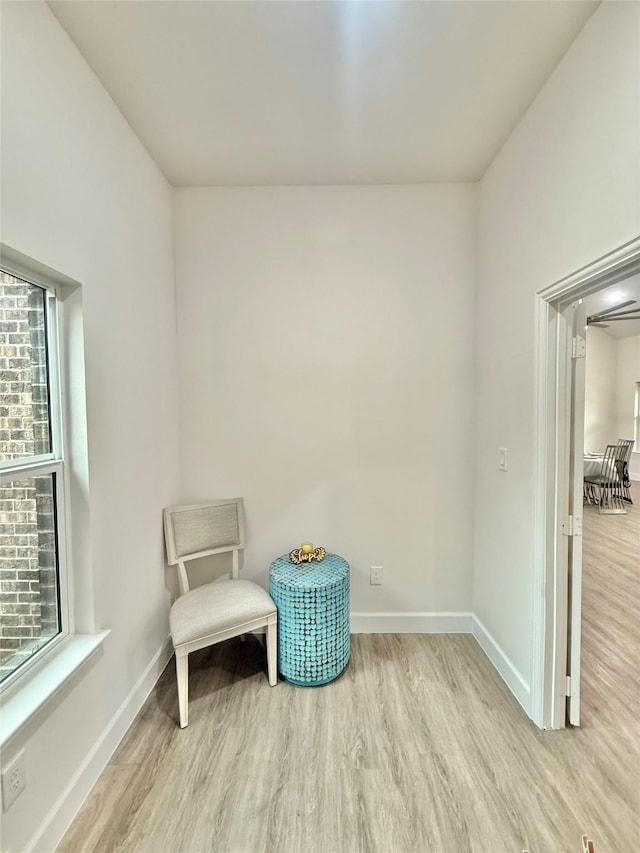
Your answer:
531,235 -> 640,730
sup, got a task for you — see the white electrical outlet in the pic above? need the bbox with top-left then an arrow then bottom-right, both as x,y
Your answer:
2,749 -> 26,812
370,565 -> 383,585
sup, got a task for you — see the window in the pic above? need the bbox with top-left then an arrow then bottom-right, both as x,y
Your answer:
0,270 -> 68,686
635,381 -> 640,452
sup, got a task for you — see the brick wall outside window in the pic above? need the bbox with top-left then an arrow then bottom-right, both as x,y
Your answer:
0,272 -> 59,681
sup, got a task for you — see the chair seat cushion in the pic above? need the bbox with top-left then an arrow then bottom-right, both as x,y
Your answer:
170,579 -> 276,647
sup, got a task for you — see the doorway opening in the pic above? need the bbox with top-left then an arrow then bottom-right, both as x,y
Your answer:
532,236 -> 640,730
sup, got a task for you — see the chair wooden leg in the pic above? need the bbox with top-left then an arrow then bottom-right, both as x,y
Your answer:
175,650 -> 189,728
266,616 -> 277,687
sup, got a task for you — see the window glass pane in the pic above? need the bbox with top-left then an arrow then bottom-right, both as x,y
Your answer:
0,273 -> 52,462
0,473 -> 60,683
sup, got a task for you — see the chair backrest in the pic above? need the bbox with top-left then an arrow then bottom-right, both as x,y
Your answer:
617,438 -> 634,464
600,444 -> 621,484
616,438 -> 634,488
163,498 -> 246,595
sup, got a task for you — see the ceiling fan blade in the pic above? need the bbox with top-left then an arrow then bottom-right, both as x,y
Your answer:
588,322 -> 609,328
593,314 -> 640,322
592,307 -> 640,320
588,299 -> 636,320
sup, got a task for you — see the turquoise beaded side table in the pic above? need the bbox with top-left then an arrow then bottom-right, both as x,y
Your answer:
269,553 -> 350,686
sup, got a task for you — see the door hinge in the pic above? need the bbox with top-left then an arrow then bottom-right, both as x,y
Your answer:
569,335 -> 586,359
565,676 -> 572,697
561,515 -> 583,536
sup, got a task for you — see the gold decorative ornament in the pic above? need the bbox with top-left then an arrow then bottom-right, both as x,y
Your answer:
289,542 -> 327,564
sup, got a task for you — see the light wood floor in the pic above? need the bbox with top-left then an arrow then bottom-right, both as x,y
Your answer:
58,488 -> 639,853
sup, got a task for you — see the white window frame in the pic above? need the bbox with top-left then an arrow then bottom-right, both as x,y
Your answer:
0,247 -> 107,747
634,381 -> 640,452
0,270 -> 71,691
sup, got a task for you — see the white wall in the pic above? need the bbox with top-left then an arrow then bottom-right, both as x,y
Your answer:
584,326 -> 617,452
584,329 -> 640,478
616,334 -> 640,479
474,0 -> 640,714
0,3 -> 180,851
173,185 -> 476,622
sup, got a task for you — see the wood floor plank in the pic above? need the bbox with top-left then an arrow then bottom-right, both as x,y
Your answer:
55,765 -> 138,853
57,486 -> 639,853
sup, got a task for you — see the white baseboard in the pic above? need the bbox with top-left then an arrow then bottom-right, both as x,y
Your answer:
472,615 -> 531,715
28,638 -> 174,853
350,611 -> 473,633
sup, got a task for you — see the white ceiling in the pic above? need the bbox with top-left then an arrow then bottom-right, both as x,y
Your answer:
48,0 -> 599,187
585,276 -> 640,340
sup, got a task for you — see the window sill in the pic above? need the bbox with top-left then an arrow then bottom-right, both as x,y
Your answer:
0,631 -> 110,747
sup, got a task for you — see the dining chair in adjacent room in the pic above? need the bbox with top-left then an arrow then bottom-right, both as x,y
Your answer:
163,498 -> 277,727
583,444 -> 627,514
617,438 -> 635,503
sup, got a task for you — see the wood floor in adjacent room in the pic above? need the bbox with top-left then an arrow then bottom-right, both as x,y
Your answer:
58,488 -> 639,853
